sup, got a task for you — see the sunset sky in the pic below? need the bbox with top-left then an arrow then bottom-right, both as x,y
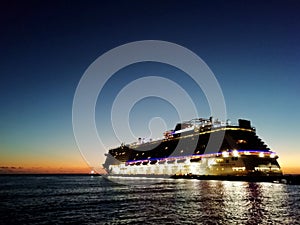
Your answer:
1,1 -> 300,174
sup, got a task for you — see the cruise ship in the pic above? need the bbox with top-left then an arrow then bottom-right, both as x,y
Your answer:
103,118 -> 282,177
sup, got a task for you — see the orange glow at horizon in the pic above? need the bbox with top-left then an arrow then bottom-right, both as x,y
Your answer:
0,165 -> 299,174
1,158 -> 300,175
1,144 -> 300,174
0,148 -> 104,174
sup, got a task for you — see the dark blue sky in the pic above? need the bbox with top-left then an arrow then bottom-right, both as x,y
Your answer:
1,0 -> 300,172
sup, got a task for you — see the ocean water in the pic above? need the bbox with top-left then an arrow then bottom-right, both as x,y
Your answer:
0,175 -> 300,225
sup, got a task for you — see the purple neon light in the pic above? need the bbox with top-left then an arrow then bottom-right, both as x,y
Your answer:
125,149 -> 276,164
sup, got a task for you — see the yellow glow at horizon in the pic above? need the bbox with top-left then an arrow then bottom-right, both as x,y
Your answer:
1,138 -> 300,174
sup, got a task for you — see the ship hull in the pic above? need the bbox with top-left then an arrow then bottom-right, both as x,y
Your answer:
106,150 -> 282,177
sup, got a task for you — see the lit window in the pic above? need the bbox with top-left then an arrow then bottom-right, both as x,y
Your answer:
232,150 -> 239,157
222,151 -> 229,158
232,167 -> 245,171
237,139 -> 247,144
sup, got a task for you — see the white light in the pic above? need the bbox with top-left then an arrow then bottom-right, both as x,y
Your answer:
259,152 -> 264,158
232,150 -> 239,157
270,153 -> 276,158
222,151 -> 229,158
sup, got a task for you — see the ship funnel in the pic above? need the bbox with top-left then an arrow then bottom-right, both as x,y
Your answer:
238,119 -> 251,129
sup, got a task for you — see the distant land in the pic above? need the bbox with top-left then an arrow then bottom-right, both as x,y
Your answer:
0,166 -> 91,174
0,165 -> 299,175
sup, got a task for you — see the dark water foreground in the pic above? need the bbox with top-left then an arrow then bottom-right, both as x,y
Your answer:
0,175 -> 300,225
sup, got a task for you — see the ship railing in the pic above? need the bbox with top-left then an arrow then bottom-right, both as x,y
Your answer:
118,126 -> 256,150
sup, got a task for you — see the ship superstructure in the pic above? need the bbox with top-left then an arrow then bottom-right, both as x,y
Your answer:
103,118 -> 282,176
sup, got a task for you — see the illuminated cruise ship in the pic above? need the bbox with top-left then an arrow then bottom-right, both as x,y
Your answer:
103,118 -> 282,176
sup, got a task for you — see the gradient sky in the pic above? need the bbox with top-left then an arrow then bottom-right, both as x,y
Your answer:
1,0 -> 300,173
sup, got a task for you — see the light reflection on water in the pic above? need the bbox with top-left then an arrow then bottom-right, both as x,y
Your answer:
0,176 -> 299,224
154,179 -> 298,224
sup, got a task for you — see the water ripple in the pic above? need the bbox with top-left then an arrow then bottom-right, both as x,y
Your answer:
0,176 -> 299,224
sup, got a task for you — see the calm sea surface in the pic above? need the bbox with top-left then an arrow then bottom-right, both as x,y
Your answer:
0,175 -> 300,225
